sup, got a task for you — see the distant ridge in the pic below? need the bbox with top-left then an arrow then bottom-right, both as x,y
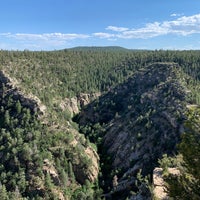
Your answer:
66,46 -> 131,52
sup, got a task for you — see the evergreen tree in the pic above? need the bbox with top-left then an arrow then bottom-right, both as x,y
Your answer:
45,173 -> 53,190
16,100 -> 22,114
0,184 -> 9,200
4,110 -> 10,126
68,162 -> 75,183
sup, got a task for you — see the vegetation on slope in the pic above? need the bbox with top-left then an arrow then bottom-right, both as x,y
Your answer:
0,66 -> 101,199
76,62 -> 191,199
159,107 -> 200,199
0,48 -> 200,199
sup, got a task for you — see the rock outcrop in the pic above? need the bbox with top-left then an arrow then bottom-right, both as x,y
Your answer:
0,70 -> 46,115
60,92 -> 101,117
61,128 -> 100,184
73,144 -> 99,184
60,97 -> 80,116
84,146 -> 99,182
153,168 -> 168,200
43,159 -> 60,186
153,167 -> 180,200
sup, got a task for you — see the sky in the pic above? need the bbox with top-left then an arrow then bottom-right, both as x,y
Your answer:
1,0 -> 200,50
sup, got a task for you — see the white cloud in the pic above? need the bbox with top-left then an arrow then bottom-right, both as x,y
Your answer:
170,13 -> 183,17
162,14 -> 200,36
171,13 -> 178,17
107,14 -> 200,39
93,32 -> 115,39
0,32 -> 11,36
106,26 -> 129,32
118,22 -> 168,39
6,33 -> 90,41
0,32 -> 90,50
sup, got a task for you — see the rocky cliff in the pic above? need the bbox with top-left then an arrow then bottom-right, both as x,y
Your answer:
59,92 -> 101,117
0,70 -> 46,115
76,62 -> 189,199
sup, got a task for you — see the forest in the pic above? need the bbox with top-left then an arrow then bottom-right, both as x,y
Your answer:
0,47 -> 199,199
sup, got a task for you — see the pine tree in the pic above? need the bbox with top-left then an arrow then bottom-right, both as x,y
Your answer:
45,173 -> 53,190
16,100 -> 22,114
60,169 -> 68,187
0,183 -> 9,200
4,110 -> 10,126
68,162 -> 75,183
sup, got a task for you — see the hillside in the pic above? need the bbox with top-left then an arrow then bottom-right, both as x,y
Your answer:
0,71 -> 99,199
0,49 -> 199,199
76,62 -> 190,199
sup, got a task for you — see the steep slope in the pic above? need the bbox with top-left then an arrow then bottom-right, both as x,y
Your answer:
0,70 -> 99,199
76,62 -> 189,199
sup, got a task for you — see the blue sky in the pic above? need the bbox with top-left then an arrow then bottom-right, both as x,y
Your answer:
1,0 -> 200,50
